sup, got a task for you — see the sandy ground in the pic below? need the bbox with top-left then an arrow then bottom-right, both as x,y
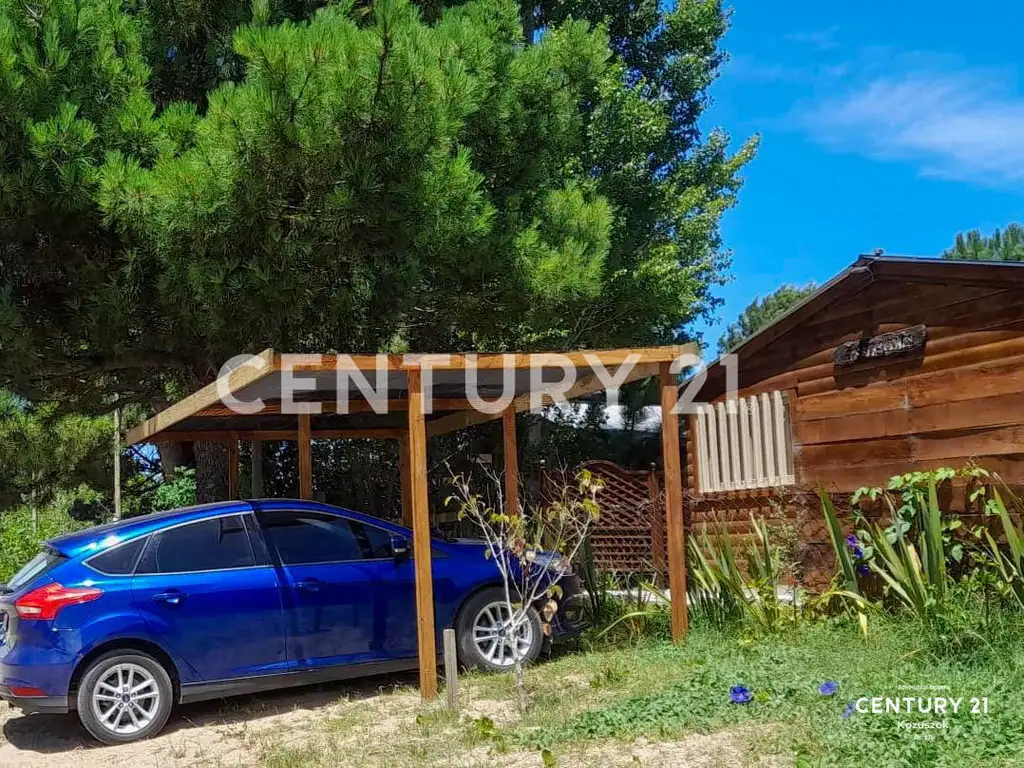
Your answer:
0,673 -> 785,768
0,673 -> 416,768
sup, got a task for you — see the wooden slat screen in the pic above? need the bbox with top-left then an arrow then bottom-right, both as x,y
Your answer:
695,391 -> 795,492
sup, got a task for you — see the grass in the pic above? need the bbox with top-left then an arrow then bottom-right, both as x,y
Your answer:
251,608 -> 1024,767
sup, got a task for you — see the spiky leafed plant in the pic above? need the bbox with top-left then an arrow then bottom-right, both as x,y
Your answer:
685,515 -> 786,634
865,478 -> 949,624
981,488 -> 1024,610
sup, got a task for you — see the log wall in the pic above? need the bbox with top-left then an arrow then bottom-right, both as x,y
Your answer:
687,279 -> 1024,590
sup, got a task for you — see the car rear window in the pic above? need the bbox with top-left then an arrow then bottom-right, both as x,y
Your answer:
87,537 -> 148,576
4,549 -> 67,593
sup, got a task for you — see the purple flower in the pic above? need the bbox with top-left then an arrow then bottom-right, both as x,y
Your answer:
841,702 -> 856,719
167,46 -> 177,61
845,534 -> 859,549
818,681 -> 839,696
853,545 -> 864,559
730,685 -> 752,704
856,563 -> 870,576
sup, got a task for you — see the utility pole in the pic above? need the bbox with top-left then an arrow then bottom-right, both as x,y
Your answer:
113,407 -> 122,521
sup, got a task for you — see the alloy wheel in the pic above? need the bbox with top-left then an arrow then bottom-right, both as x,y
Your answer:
90,662 -> 162,736
472,601 -> 534,667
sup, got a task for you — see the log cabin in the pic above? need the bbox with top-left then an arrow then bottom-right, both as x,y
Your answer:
684,253 -> 1024,587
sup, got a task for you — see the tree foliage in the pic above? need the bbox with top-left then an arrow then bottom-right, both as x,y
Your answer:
942,223 -> 1024,262
717,282 -> 817,354
0,0 -> 753,502
0,391 -> 112,509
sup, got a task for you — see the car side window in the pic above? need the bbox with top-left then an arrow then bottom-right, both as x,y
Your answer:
136,515 -> 255,574
349,521 -> 393,559
257,511 -> 363,565
88,536 -> 148,576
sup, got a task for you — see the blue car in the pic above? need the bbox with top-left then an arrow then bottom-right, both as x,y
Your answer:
0,500 -> 586,744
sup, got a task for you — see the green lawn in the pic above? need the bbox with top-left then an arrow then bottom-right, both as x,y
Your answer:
255,612 -> 1024,767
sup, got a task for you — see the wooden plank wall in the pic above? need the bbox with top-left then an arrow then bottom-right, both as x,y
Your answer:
709,284 -> 1024,492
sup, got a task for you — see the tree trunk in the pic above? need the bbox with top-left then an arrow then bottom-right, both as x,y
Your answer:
194,441 -> 229,503
521,3 -> 536,44
157,440 -> 194,481
513,660 -> 527,713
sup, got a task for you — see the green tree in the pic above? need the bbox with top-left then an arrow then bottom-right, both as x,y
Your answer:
942,223 -> 1024,262
718,282 -> 817,354
0,392 -> 112,509
1,0 -> 753,499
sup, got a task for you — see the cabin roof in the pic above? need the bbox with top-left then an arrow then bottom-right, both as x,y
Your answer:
693,255 -> 1024,402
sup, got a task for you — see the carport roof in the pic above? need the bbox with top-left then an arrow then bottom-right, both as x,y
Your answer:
124,346 -> 693,445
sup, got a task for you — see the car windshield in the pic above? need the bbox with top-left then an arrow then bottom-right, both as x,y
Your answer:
3,549 -> 67,594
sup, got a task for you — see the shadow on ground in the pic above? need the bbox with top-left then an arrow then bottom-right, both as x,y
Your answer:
2,670 -> 419,756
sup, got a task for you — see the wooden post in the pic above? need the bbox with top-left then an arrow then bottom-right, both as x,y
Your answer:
443,628 -> 459,711
227,438 -> 239,500
659,362 -> 688,641
406,365 -> 438,700
298,413 -> 313,500
112,407 -> 122,521
502,405 -> 519,516
399,435 -> 414,528
251,440 -> 264,498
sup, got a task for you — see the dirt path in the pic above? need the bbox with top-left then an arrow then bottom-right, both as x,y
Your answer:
0,673 -> 416,768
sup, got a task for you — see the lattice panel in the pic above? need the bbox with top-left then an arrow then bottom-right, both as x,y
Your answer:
545,460 -> 667,577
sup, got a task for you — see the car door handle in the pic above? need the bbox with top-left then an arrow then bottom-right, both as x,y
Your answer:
296,579 -> 322,593
153,591 -> 187,606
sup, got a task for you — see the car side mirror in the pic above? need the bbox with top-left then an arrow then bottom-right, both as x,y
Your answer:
391,535 -> 409,559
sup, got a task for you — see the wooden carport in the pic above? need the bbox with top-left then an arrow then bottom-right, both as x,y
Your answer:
124,346 -> 693,699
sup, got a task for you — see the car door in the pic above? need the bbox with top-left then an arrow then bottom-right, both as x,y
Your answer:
255,509 -> 389,668
346,518 -> 418,658
131,513 -> 288,683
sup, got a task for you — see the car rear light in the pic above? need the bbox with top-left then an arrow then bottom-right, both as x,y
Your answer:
9,686 -> 46,697
14,583 -> 103,620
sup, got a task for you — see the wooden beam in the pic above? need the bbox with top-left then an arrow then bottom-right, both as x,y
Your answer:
124,348 -> 277,445
195,397 -> 479,418
407,366 -> 438,700
399,435 -> 414,528
659,362 -> 688,642
298,414 -> 313,500
502,406 -> 519,516
150,428 -> 404,442
284,346 -> 689,373
427,362 -> 662,437
226,438 -> 239,500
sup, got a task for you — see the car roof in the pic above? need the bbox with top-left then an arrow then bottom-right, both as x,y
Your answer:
47,500 -> 407,559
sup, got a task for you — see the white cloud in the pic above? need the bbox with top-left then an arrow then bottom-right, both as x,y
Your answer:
785,26 -> 839,50
801,68 -> 1024,186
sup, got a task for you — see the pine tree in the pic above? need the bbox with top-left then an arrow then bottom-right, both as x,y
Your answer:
1,0 -> 755,498
942,223 -> 1024,262
718,282 -> 817,354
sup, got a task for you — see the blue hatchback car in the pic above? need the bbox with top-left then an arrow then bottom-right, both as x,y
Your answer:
0,500 -> 586,744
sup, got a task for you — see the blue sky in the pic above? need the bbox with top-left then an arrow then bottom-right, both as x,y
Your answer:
693,1 -> 1024,348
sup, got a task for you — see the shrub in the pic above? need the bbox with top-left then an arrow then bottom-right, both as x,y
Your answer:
151,467 -> 197,511
0,490 -> 90,582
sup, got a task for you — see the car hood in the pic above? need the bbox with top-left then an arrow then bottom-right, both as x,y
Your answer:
443,539 -> 566,571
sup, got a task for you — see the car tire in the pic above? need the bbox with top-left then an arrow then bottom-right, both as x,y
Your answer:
456,587 -> 544,672
76,651 -> 174,745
